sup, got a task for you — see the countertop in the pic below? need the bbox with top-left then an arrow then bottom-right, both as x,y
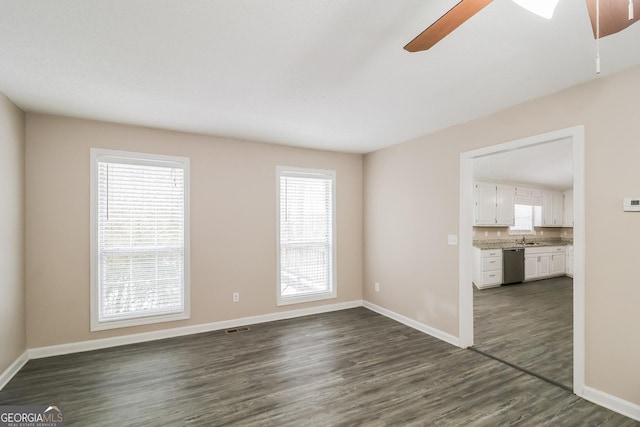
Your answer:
473,238 -> 573,250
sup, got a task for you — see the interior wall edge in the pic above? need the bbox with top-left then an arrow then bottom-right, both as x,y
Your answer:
0,91 -> 26,378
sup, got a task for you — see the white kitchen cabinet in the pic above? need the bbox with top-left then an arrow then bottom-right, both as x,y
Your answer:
475,182 -> 498,226
542,190 -> 563,227
542,192 -> 552,225
515,186 -> 543,199
474,182 -> 515,226
524,255 -> 538,280
473,247 -> 502,289
563,190 -> 574,227
496,185 -> 516,225
566,245 -> 574,277
550,253 -> 565,275
524,246 -> 566,281
525,253 -> 549,280
538,254 -> 550,276
552,192 -> 563,225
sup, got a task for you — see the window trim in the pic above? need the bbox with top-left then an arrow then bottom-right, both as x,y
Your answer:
90,148 -> 190,331
276,166 -> 337,306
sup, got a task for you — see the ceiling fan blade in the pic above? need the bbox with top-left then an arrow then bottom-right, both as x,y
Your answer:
404,0 -> 493,52
586,0 -> 640,38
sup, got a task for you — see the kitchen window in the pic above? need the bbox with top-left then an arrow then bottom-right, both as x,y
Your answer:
510,204 -> 541,235
276,166 -> 336,306
90,148 -> 190,331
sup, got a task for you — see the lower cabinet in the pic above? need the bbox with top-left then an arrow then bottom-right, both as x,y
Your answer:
473,247 -> 502,289
524,255 -> 537,280
550,252 -> 565,275
566,245 -> 574,278
524,246 -> 566,281
473,244 -> 572,287
525,254 -> 549,280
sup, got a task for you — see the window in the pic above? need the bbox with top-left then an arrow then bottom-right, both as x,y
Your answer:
277,166 -> 336,305
90,149 -> 190,330
510,204 -> 541,235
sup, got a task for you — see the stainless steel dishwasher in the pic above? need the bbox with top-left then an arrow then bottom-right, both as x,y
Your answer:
502,248 -> 525,285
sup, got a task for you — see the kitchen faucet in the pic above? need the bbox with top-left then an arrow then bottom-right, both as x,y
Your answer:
521,236 -> 526,244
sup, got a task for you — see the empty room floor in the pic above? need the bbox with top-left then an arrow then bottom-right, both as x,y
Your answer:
1,307 -> 635,426
473,276 -> 573,389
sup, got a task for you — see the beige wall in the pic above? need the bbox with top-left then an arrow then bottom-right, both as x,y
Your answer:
25,114 -> 363,348
0,93 -> 26,374
364,65 -> 640,404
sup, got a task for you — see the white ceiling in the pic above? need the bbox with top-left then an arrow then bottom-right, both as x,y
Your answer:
473,137 -> 573,190
1,1 -> 639,153
473,138 -> 573,190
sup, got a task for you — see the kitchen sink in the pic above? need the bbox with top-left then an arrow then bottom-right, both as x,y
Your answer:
523,242 -> 542,246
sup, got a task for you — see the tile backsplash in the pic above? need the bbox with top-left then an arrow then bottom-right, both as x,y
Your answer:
473,226 -> 572,241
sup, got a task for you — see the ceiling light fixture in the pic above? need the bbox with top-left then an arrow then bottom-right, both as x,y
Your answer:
512,0 -> 560,19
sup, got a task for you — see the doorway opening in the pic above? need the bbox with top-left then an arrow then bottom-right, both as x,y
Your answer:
458,126 -> 585,396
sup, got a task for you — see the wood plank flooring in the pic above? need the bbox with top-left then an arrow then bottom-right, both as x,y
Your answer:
1,308 -> 636,426
474,277 -> 573,389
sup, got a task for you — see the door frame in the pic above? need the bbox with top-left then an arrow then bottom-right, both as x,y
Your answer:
458,125 -> 585,396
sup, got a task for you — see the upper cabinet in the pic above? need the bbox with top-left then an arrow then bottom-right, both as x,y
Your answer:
563,190 -> 574,227
542,190 -> 563,227
496,184 -> 516,225
474,180 -> 572,228
474,182 -> 515,226
515,187 -> 543,199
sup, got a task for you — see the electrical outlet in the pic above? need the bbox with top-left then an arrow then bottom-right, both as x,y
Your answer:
232,292 -> 239,303
375,282 -> 380,292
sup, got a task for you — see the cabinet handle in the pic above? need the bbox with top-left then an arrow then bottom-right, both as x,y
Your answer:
489,260 -> 495,263
489,274 -> 496,277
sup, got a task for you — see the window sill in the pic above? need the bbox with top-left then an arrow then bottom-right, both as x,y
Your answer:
277,291 -> 337,307
509,230 -> 535,236
90,311 -> 190,332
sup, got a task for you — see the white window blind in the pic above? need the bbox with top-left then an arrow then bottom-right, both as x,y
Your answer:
91,149 -> 189,330
512,204 -> 533,231
510,204 -> 541,234
277,167 -> 336,305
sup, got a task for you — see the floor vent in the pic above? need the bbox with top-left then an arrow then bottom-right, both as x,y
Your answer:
225,326 -> 250,334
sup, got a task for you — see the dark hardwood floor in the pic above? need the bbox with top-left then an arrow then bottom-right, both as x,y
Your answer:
474,277 -> 573,389
1,307 -> 636,426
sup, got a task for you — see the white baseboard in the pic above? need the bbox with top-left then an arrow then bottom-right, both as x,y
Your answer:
363,300 -> 461,348
28,300 -> 363,359
583,385 -> 640,422
0,350 -> 29,391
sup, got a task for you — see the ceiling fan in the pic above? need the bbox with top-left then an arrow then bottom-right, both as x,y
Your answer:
404,0 -> 640,52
